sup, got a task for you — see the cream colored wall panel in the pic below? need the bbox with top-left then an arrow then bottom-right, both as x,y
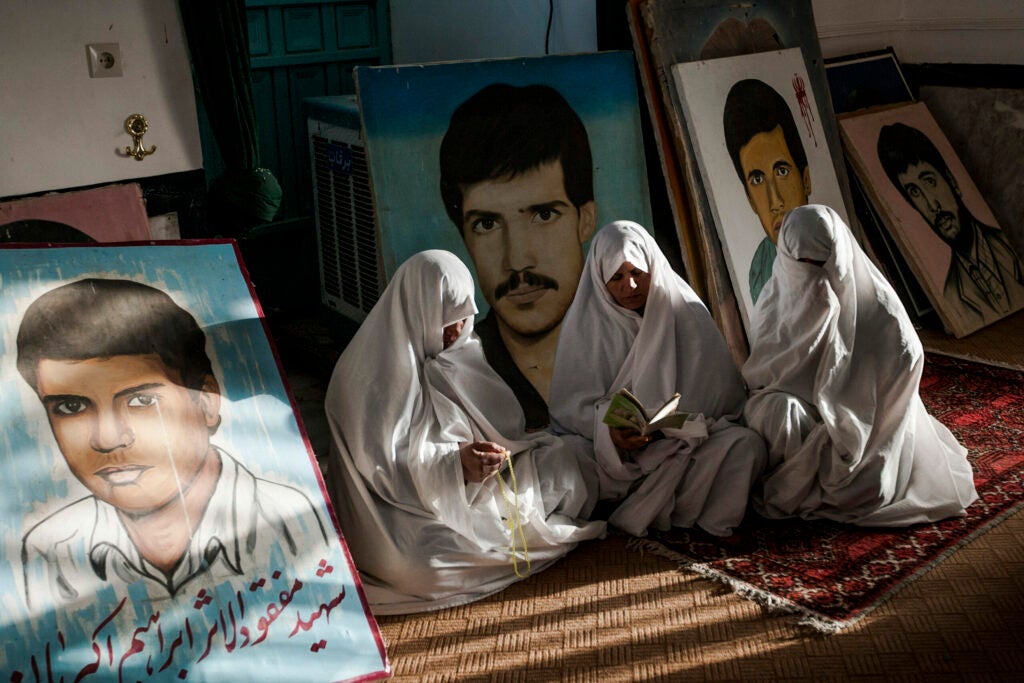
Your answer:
814,0 -> 1024,64
0,0 -> 201,198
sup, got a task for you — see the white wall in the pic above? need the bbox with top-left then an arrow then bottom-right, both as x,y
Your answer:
2,1 -> 1020,200
389,1 -> 1024,67
814,0 -> 1024,64
0,0 -> 201,198
389,0 -> 597,64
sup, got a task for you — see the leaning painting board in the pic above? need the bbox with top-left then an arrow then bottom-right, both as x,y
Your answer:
839,102 -> 1024,338
354,51 -> 653,318
0,183 -> 152,243
822,48 -> 935,324
0,241 -> 388,682
637,0 -> 855,362
672,47 -> 850,336
626,0 -> 706,302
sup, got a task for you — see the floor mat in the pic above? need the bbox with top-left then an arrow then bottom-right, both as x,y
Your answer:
630,354 -> 1024,632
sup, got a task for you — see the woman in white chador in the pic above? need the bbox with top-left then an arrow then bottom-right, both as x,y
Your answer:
548,221 -> 767,537
324,250 -> 605,614
742,204 -> 977,525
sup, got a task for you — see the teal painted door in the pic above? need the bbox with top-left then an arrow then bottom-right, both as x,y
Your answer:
245,0 -> 391,231
192,1 -> 390,311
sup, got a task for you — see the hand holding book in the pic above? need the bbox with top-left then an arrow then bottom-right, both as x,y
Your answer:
602,388 -> 690,437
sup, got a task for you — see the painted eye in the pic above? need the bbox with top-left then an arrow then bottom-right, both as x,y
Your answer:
470,217 -> 499,235
749,171 -> 765,186
53,399 -> 88,416
127,394 -> 159,408
533,208 -> 562,224
776,166 -> 790,177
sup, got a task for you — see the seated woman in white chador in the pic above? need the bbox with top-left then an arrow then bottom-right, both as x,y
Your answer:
548,220 -> 767,537
742,204 -> 978,525
323,250 -> 605,614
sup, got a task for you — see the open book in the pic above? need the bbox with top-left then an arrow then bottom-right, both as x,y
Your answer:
602,388 -> 689,436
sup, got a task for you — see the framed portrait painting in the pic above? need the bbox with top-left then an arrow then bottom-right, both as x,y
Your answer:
0,184 -> 153,244
0,241 -> 388,682
840,102 -> 1024,338
671,47 -> 850,336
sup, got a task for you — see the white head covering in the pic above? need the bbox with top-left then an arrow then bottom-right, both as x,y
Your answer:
742,204 -> 920,460
549,220 -> 746,438
325,250 -> 602,613
742,205 -> 976,525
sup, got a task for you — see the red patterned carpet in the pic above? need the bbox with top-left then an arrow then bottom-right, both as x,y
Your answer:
633,354 -> 1024,632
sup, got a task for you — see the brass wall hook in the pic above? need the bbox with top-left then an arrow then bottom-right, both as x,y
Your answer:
124,113 -> 156,161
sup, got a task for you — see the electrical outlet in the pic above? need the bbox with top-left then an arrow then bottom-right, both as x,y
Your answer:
86,43 -> 123,78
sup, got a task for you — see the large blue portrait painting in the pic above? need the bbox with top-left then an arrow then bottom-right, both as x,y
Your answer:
0,241 -> 388,681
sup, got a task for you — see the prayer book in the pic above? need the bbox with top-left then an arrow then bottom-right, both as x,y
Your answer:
602,388 -> 689,435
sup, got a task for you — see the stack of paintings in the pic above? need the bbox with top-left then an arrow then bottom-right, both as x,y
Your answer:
824,47 -> 936,325
628,0 -> 857,360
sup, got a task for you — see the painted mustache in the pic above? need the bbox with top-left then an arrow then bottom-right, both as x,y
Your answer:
494,270 -> 559,301
933,211 -> 956,228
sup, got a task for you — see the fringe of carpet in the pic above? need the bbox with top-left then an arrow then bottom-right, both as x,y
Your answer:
626,536 -> 854,634
625,497 -> 1024,635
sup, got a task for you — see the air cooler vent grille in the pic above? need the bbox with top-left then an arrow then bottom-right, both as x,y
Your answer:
311,130 -> 381,319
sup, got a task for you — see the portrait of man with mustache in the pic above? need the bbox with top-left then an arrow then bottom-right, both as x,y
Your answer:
440,83 -> 597,429
877,122 -> 1024,322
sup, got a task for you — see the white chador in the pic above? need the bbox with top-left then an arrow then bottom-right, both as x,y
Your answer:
324,250 -> 605,614
742,205 -> 978,525
549,221 -> 767,537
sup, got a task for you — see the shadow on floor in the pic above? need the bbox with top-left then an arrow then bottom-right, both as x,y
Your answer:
264,307 -> 359,463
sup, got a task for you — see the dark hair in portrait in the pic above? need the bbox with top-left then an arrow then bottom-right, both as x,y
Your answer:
0,220 -> 95,244
699,17 -> 783,60
723,78 -> 808,184
16,278 -> 214,396
438,83 -> 594,228
876,122 -> 951,196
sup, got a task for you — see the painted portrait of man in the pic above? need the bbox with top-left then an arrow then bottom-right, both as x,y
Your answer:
354,52 -> 652,428
839,101 -> 1024,337
671,47 -> 849,335
877,121 -> 1024,322
16,278 -> 330,611
723,78 -> 813,304
439,83 -> 596,427
0,243 -> 387,682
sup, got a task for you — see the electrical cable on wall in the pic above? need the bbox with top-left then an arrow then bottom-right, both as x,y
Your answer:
545,0 -> 553,54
